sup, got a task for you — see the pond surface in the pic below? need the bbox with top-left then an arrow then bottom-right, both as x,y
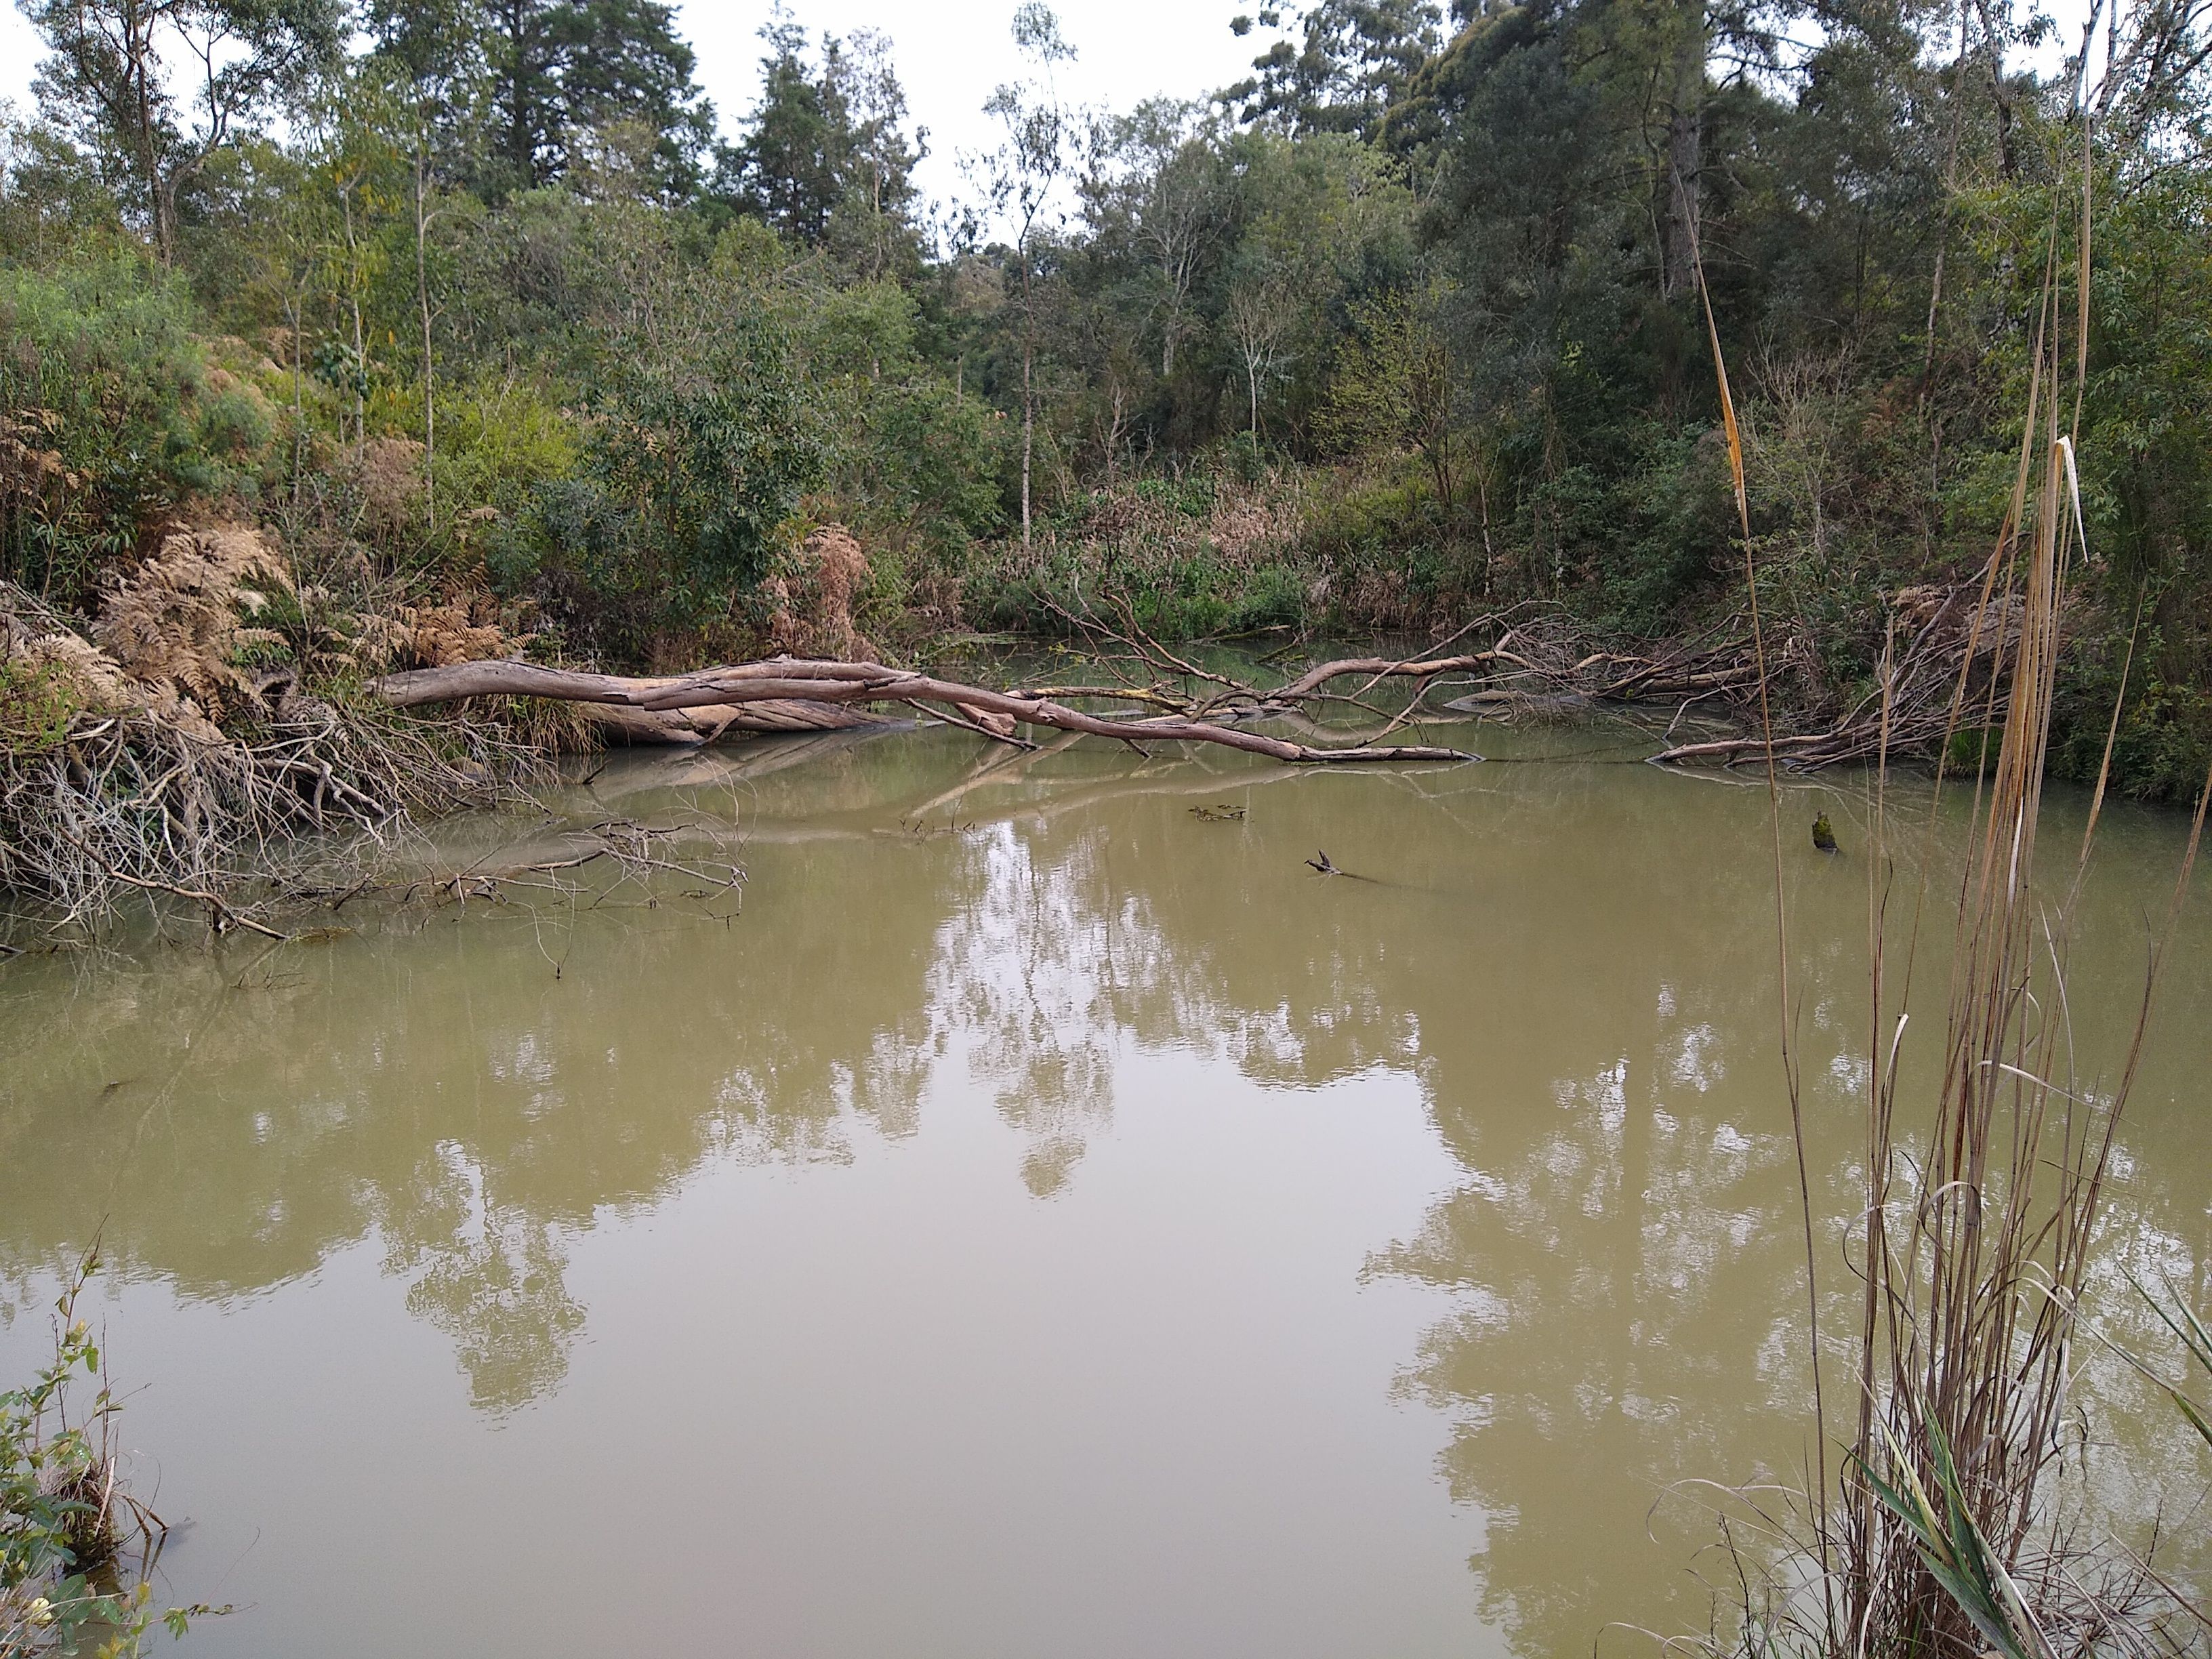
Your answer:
3,718 -> 2209,1657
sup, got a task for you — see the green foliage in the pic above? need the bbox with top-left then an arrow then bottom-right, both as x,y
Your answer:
1227,0 -> 1444,142
1325,282 -> 1459,513
2055,665 -> 2212,805
1,1258 -> 205,1656
844,375 -> 1006,547
718,20 -> 920,268
0,254 -> 267,602
585,315 -> 825,608
966,544 -> 1310,640
1126,555 -> 1297,637
371,0 -> 714,199
0,658 -> 81,759
1856,1411 -> 2045,1659
430,380 -> 586,586
0,0 -> 2207,801
1130,474 -> 1215,518
1305,463 -> 1441,567
1302,455 -> 1494,613
24,0 -> 345,262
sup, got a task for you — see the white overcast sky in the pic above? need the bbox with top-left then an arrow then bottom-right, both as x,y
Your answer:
0,1 -> 1263,213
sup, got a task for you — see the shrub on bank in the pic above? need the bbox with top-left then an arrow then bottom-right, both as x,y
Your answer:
0,257 -> 282,607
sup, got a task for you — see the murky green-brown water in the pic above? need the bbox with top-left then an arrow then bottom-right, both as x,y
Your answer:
3,718 -> 2209,1656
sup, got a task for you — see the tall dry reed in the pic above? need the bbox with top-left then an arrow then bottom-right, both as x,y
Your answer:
1696,123 -> 2212,1659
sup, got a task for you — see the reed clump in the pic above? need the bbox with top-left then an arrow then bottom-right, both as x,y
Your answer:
1692,136 -> 2212,1658
1820,364 -> 2210,1659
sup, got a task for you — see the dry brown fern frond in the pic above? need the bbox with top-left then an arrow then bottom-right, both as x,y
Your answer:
766,523 -> 879,662
0,411 -> 79,496
2,583 -> 137,717
353,594 -> 518,673
352,436 -> 425,535
91,525 -> 293,729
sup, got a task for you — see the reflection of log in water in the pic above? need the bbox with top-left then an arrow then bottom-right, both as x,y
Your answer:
588,697 -> 885,744
581,726 -> 909,804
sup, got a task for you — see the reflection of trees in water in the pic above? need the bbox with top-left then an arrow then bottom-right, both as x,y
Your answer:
380,1142 -> 586,1415
937,824 -> 1139,1197
3,740 -> 2209,1640
0,799 -> 959,1409
945,756 -> 2212,1654
909,755 -> 1835,1650
1378,1025 -> 1809,1654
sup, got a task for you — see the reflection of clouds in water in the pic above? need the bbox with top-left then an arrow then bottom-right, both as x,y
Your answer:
1553,1059 -> 1626,1126
1828,1051 -> 1872,1094
1666,1023 -> 1722,1091
1234,1002 -> 1307,1073
490,1029 -> 557,1092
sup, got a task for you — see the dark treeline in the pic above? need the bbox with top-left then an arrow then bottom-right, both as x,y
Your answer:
1,0 -> 2209,794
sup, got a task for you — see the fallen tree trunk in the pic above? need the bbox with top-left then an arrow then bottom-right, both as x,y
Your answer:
371,657 -> 1477,764
1273,650 -> 1532,701
587,698 -> 886,745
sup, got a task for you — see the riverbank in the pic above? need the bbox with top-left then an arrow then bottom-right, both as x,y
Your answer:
0,494 -> 2160,947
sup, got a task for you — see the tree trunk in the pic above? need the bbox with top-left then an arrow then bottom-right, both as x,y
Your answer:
343,182 -> 368,447
286,289 -> 307,505
1476,462 -> 1496,596
1021,248 -> 1035,550
590,699 -> 886,745
1971,0 -> 2019,178
129,5 -> 171,266
1921,3 -> 1972,394
369,657 -> 1478,764
1661,2 -> 1706,301
415,146 -> 436,532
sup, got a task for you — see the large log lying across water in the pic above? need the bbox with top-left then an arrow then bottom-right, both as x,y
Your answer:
370,657 -> 1478,764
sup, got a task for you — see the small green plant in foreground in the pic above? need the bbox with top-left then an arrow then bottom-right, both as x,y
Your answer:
1855,1412 -> 2048,1659
1,1256 -> 210,1658
0,660 -> 80,761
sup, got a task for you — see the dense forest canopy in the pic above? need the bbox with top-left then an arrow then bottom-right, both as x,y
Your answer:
2,0 -> 2209,794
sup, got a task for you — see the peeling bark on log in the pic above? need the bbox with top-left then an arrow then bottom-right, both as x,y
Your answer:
371,657 -> 1477,764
